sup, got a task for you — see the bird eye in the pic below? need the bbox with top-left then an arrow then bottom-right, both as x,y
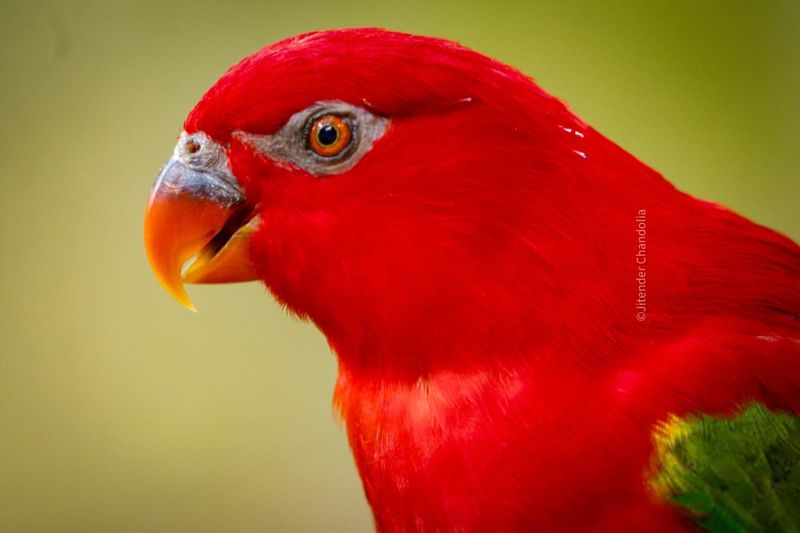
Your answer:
308,115 -> 352,157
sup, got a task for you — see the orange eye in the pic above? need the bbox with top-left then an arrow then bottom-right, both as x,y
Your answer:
308,115 -> 352,157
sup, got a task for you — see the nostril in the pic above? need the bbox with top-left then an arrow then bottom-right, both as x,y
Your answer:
185,139 -> 201,154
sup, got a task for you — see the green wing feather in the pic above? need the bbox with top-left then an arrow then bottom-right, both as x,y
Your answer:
649,403 -> 800,532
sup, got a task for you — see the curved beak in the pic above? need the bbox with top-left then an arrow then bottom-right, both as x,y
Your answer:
144,150 -> 259,311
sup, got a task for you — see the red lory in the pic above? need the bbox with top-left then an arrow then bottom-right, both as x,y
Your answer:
144,29 -> 800,531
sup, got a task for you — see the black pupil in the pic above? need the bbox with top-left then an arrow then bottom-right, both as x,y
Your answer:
317,124 -> 339,146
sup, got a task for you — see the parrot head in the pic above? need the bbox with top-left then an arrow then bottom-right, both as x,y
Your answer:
144,28 -> 664,374
142,29 -> 800,531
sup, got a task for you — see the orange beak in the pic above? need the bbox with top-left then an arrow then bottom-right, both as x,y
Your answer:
144,141 -> 259,311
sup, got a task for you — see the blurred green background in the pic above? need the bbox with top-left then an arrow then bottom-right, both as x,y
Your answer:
1,1 -> 797,531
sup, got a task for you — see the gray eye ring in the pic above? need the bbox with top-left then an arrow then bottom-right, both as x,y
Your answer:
233,100 -> 390,177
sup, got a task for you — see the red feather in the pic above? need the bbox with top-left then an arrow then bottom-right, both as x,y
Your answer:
186,29 -> 800,531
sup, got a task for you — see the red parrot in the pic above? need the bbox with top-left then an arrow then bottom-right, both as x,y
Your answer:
143,29 -> 800,531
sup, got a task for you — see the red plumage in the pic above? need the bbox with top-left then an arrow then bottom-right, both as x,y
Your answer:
184,29 -> 800,530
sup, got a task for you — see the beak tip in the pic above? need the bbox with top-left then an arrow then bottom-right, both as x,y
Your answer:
169,283 -> 198,313
148,263 -> 198,312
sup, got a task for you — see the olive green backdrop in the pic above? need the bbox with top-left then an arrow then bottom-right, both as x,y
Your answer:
1,2 -> 797,531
